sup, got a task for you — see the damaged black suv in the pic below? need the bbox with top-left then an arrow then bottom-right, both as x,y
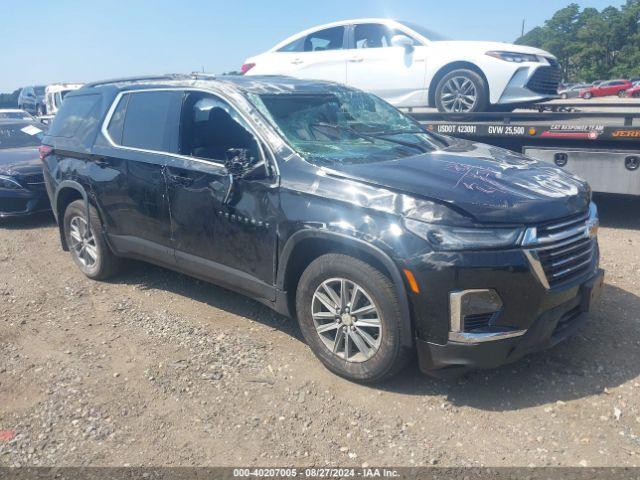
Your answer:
41,74 -> 604,382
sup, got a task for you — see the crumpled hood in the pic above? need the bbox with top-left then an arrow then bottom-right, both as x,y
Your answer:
0,147 -> 42,176
329,139 -> 590,225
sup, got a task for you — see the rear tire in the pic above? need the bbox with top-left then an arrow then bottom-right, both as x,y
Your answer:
561,93 -> 568,99
295,253 -> 411,383
434,69 -> 488,113
63,200 -> 120,280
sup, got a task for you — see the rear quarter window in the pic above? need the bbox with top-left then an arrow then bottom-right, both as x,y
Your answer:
48,94 -> 102,139
107,90 -> 182,152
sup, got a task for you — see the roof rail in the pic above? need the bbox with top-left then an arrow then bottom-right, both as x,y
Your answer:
84,73 -> 202,88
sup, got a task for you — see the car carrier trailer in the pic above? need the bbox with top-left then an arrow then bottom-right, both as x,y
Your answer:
409,102 -> 640,196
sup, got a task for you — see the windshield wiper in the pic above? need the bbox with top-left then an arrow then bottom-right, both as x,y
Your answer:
311,123 -> 429,153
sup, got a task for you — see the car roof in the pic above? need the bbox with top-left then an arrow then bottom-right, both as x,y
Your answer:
267,18 -> 419,51
81,74 -> 357,96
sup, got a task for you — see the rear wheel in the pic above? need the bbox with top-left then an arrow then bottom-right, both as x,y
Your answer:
63,200 -> 119,280
435,69 -> 488,113
295,254 -> 411,383
561,93 -> 568,99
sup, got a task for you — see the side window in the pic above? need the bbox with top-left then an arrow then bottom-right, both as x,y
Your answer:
178,92 -> 259,163
277,36 -> 305,53
304,26 -> 345,52
106,94 -> 129,145
113,91 -> 182,152
354,23 -> 418,49
49,94 -> 102,138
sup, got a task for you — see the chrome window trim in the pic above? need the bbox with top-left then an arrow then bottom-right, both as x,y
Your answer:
100,87 -> 278,173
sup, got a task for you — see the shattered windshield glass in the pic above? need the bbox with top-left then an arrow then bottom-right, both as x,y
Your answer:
249,90 -> 442,165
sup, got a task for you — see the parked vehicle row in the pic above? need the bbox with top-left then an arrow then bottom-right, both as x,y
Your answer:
243,18 -> 561,113
38,74 -> 603,382
16,83 -> 83,117
0,117 -> 50,218
579,79 -> 632,99
17,85 -> 46,116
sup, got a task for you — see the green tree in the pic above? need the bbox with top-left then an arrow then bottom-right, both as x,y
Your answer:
516,1 -> 640,82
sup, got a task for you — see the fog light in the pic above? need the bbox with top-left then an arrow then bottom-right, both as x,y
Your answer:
450,289 -> 502,333
449,289 -> 527,343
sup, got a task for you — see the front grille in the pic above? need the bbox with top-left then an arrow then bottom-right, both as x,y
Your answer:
525,211 -> 597,289
18,173 -> 46,192
22,173 -> 44,185
527,66 -> 561,95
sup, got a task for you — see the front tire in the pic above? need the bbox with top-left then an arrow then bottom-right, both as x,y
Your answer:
434,69 -> 488,113
295,254 -> 411,383
583,92 -> 593,99
63,200 -> 119,280
618,90 -> 627,98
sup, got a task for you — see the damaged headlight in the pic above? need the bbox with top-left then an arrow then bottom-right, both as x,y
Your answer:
402,198 -> 523,250
486,51 -> 540,63
404,219 -> 523,251
0,175 -> 23,190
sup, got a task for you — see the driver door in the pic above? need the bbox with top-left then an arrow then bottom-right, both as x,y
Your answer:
165,91 -> 279,300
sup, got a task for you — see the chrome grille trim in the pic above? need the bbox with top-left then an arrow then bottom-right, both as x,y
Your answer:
523,203 -> 599,290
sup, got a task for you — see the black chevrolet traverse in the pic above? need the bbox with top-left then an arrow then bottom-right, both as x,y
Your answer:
41,74 -> 604,382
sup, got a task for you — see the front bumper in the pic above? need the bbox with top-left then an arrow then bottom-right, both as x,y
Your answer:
0,189 -> 51,218
496,63 -> 561,105
416,268 -> 604,372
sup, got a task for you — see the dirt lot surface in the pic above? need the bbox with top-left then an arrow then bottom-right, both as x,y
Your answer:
0,194 -> 639,468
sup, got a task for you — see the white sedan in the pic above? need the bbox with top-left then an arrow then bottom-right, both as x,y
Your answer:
242,18 -> 560,112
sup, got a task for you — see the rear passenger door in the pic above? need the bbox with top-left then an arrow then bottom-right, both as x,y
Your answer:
277,26 -> 349,84
93,90 -> 182,264
165,90 -> 279,300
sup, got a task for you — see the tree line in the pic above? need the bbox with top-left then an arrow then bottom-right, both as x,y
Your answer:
516,1 -> 640,82
0,90 -> 20,108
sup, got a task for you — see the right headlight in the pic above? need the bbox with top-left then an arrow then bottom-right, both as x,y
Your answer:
404,219 -> 523,251
486,51 -> 540,63
0,175 -> 23,190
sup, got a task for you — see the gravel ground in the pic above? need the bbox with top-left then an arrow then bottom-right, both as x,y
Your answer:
0,194 -> 639,468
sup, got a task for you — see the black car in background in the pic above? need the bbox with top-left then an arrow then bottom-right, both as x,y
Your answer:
0,119 -> 50,218
41,75 -> 603,382
17,86 -> 46,116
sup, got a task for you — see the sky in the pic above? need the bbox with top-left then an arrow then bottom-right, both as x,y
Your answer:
0,0 -> 619,92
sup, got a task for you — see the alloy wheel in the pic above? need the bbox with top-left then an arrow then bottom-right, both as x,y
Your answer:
311,278 -> 382,363
69,216 -> 98,268
440,76 -> 478,112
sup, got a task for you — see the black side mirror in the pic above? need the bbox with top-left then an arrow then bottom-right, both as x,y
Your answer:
224,148 -> 256,177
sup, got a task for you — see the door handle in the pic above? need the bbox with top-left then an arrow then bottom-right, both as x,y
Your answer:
169,174 -> 194,187
291,58 -> 304,65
